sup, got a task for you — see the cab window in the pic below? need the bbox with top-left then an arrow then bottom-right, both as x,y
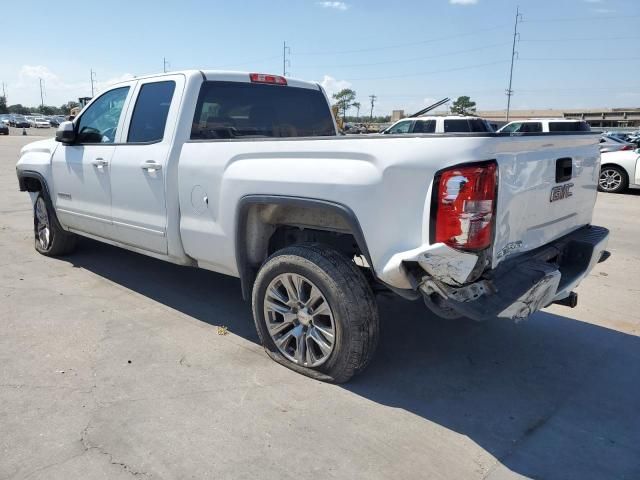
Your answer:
128,81 -> 176,143
76,87 -> 130,144
412,120 -> 435,133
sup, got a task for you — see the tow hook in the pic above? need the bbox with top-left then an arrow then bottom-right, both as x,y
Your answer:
553,292 -> 578,308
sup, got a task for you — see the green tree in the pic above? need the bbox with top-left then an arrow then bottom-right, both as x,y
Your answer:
352,101 -> 361,120
0,96 -> 7,114
8,104 -> 29,114
450,96 -> 476,115
332,89 -> 357,119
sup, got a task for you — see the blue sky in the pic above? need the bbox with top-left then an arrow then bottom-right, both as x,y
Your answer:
2,0 -> 639,115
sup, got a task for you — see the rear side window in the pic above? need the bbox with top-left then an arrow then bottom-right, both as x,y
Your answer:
191,81 -> 335,139
444,119 -> 491,133
549,121 -> 590,132
412,120 -> 436,133
128,81 -> 176,143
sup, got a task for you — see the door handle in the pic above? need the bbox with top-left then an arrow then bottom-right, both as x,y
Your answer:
141,160 -> 162,172
92,158 -> 109,169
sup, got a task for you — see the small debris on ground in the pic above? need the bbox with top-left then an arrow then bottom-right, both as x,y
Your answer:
217,326 -> 228,336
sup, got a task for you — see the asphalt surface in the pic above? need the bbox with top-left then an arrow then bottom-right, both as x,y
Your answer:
1,134 -> 639,480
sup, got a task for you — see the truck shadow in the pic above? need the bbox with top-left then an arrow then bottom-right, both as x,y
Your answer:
67,239 -> 640,480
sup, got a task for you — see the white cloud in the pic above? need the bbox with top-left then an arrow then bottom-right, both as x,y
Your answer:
11,65 -> 133,106
318,1 -> 349,10
449,0 -> 478,5
318,75 -> 352,100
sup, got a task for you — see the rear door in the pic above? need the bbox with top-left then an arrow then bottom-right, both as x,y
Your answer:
51,85 -> 134,238
108,75 -> 183,254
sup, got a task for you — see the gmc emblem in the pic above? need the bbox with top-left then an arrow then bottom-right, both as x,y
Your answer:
550,183 -> 574,202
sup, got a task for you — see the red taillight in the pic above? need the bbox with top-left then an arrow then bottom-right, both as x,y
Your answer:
249,73 -> 287,85
433,162 -> 497,251
621,145 -> 633,151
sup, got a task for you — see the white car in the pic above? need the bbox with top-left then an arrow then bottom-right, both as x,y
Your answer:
34,117 -> 50,128
382,115 -> 493,134
498,118 -> 590,133
599,150 -> 640,193
15,70 -> 609,382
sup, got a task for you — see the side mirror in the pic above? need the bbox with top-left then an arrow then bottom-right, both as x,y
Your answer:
55,121 -> 76,144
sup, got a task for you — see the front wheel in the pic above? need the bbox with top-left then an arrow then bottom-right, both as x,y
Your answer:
34,194 -> 77,256
598,165 -> 628,193
252,244 -> 379,383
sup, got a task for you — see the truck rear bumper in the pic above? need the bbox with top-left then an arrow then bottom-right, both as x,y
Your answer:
418,225 -> 610,321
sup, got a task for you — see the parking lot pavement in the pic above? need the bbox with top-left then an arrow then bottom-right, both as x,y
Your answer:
1,135 -> 639,480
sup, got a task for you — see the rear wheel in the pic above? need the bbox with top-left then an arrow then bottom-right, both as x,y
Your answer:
598,165 -> 628,193
34,194 -> 77,256
252,244 -> 379,383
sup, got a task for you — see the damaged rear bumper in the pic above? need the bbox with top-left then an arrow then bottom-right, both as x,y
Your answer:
418,225 -> 610,321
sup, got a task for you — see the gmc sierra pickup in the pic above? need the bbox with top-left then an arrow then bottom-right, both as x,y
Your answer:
16,70 -> 609,382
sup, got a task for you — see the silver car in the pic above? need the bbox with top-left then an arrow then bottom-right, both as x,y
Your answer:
599,135 -> 635,153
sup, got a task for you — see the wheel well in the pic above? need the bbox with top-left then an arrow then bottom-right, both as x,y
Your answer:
235,197 -> 372,299
19,175 -> 44,193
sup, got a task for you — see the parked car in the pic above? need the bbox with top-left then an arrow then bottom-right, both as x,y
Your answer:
34,117 -> 50,128
11,115 -> 30,128
26,116 -> 37,127
382,115 -> 494,134
16,70 -> 609,382
0,122 -> 8,135
599,135 -> 636,153
49,116 -> 63,127
498,118 -> 590,133
598,150 -> 640,193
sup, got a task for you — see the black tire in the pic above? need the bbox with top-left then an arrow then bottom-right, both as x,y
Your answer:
252,244 -> 379,383
34,193 -> 77,256
598,165 -> 628,193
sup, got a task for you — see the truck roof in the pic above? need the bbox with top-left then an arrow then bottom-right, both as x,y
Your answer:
110,70 -> 321,91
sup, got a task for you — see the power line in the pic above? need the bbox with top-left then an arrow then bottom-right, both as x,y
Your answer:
344,59 -> 509,82
505,6 -> 522,122
296,24 -> 510,56
294,42 -> 510,70
521,56 -> 640,61
521,35 -> 640,42
522,13 -> 640,23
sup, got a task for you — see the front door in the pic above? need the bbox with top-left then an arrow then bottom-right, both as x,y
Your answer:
51,85 -> 133,239
109,77 -> 181,254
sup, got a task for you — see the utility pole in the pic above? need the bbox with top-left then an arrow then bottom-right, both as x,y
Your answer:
505,6 -> 522,122
283,41 -> 291,76
1,82 -> 6,103
163,57 -> 170,73
39,78 -> 45,108
369,94 -> 377,121
90,68 -> 96,97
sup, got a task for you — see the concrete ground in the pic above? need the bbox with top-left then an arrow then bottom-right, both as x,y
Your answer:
1,134 -> 639,480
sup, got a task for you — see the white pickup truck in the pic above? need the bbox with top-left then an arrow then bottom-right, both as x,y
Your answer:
16,70 -> 609,382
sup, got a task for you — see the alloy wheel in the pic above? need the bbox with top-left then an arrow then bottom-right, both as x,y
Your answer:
599,168 -> 623,192
263,273 -> 336,367
35,197 -> 51,250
